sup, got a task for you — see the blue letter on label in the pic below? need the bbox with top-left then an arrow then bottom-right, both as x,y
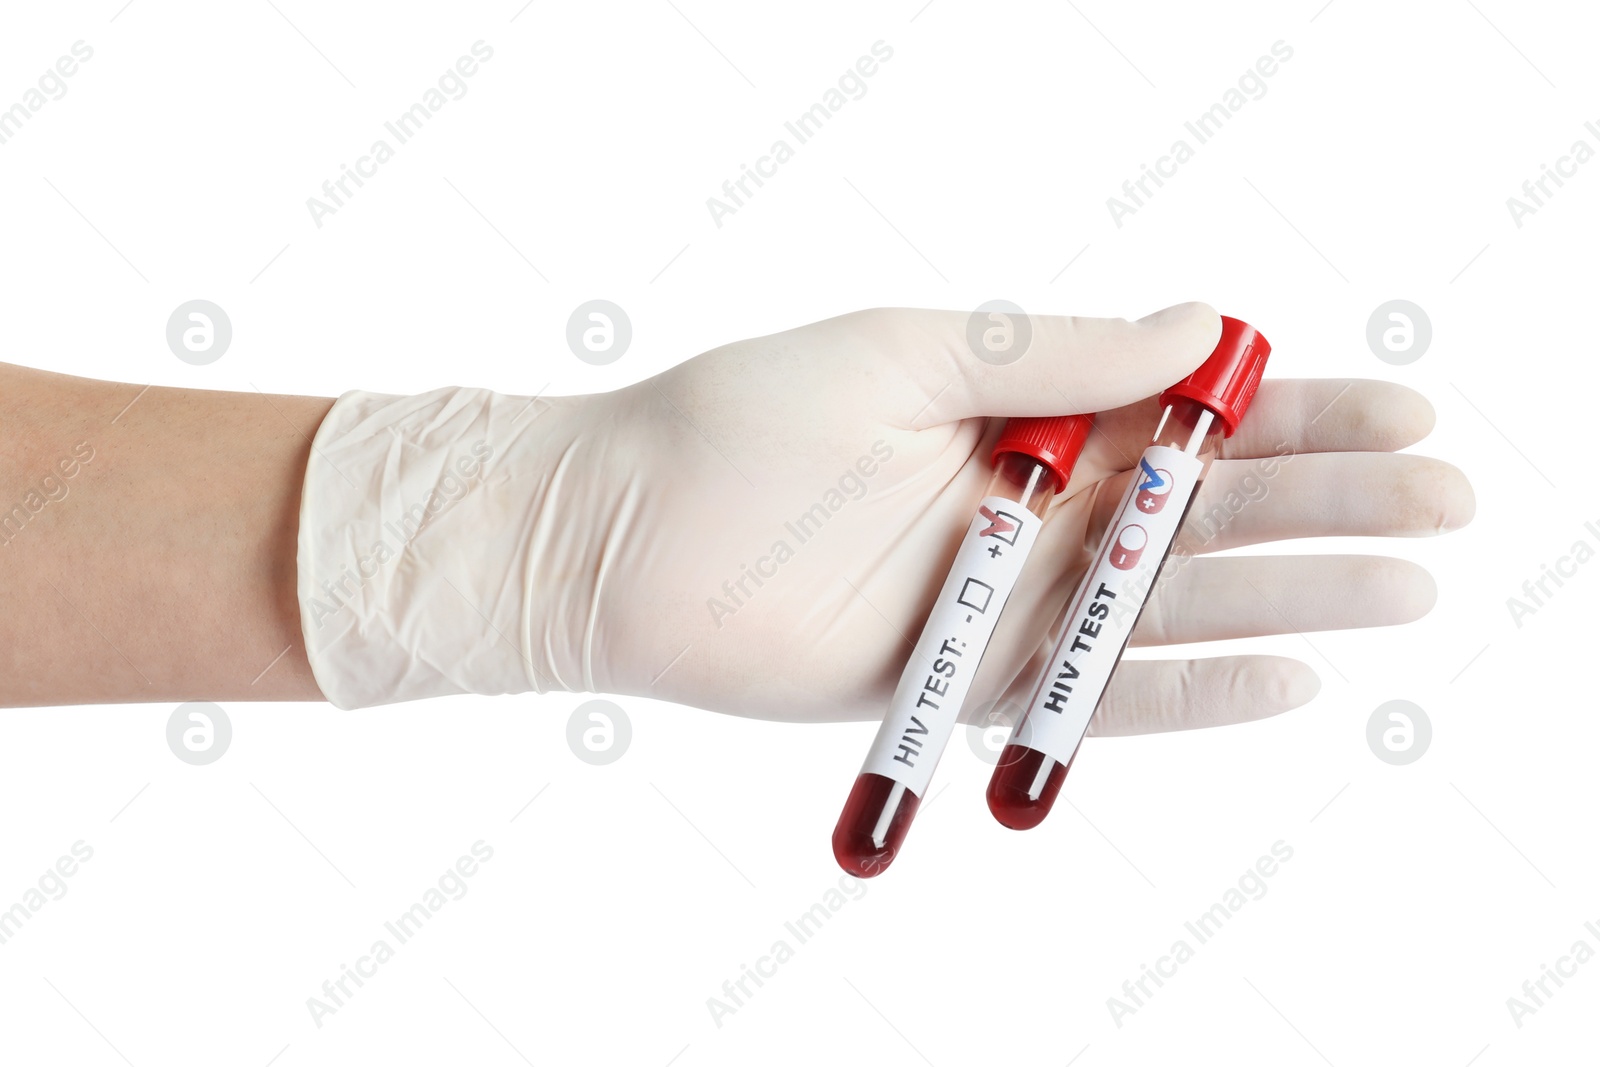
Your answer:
1138,459 -> 1167,493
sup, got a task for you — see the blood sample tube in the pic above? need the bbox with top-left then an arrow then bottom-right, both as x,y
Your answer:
987,317 -> 1272,830
833,415 -> 1094,876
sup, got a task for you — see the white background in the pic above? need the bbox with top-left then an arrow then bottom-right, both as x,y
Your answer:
0,1 -> 1594,1064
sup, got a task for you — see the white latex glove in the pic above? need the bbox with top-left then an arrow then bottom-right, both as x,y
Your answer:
297,303 -> 1473,735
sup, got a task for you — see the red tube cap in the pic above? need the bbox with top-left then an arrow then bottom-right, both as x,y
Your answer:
991,414 -> 1093,492
1158,316 -> 1271,437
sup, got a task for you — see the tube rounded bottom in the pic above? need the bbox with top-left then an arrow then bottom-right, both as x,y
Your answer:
986,746 -> 1071,830
832,773 -> 921,877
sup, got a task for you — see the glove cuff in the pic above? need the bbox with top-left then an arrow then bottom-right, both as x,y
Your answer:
296,385 -> 577,708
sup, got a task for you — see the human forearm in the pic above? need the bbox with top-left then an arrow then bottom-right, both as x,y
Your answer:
0,363 -> 330,706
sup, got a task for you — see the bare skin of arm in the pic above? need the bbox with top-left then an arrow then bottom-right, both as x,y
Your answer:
0,362 -> 329,706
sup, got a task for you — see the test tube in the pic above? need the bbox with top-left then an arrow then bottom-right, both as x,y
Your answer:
833,415 -> 1093,876
986,317 -> 1272,830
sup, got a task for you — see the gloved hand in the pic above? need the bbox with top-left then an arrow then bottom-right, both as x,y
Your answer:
297,303 -> 1473,737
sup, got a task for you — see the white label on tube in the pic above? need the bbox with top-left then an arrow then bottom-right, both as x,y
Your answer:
1010,445 -> 1204,768
860,495 -> 1043,796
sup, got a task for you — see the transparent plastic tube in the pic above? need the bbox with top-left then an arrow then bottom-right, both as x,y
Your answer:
833,417 -> 1090,876
986,316 -> 1272,831
987,401 -> 1220,828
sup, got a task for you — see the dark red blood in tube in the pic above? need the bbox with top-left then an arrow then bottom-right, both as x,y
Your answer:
986,746 -> 1074,830
832,773 -> 921,877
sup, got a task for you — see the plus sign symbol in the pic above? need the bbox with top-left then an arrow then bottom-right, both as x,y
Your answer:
987,544 -> 1003,559
1134,459 -> 1173,515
